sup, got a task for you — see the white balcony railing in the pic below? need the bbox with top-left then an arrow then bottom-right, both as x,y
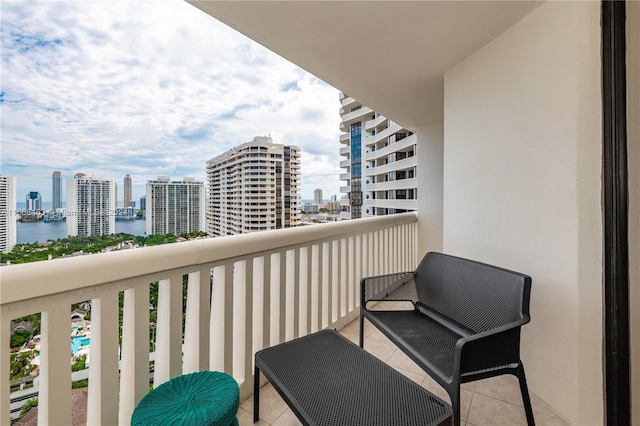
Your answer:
1,213 -> 418,425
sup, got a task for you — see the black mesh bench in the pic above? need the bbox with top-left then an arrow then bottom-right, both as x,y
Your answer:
360,252 -> 535,426
254,329 -> 453,426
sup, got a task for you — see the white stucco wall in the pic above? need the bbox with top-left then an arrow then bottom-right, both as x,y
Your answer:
442,2 -> 603,424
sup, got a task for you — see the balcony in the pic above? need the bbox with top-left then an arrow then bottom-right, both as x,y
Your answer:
2,214 -> 419,424
339,133 -> 349,145
339,159 -> 350,168
339,146 -> 350,156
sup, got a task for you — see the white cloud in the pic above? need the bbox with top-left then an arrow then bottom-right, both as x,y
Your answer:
0,0 -> 343,203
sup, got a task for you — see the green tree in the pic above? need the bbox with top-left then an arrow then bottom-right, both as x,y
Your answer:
10,330 -> 32,348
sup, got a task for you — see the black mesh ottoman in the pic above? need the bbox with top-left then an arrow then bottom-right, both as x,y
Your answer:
254,329 -> 453,426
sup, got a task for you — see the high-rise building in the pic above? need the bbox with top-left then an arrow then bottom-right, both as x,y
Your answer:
0,176 -> 17,253
145,177 -> 205,236
140,195 -> 146,211
314,188 -> 323,206
339,95 -> 417,219
26,191 -> 42,211
52,171 -> 62,210
206,136 -> 300,237
124,174 -> 132,208
67,174 -> 116,237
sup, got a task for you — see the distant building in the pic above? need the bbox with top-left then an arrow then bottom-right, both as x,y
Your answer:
139,195 -> 146,211
206,136 -> 300,237
52,171 -> 62,210
25,191 -> 42,211
314,188 -> 323,206
326,200 -> 341,213
303,202 -> 319,213
0,176 -> 17,253
145,177 -> 205,236
67,174 -> 116,237
123,174 -> 132,209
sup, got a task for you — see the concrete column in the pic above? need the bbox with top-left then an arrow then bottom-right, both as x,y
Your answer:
415,124 -> 444,259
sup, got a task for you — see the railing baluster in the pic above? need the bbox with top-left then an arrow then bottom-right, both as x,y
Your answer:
154,273 -> 183,387
232,260 -> 247,386
210,265 -> 226,371
184,268 -> 211,374
223,262 -> 235,374
355,235 -> 362,308
119,282 -> 150,425
348,236 -> 354,312
87,291 -> 120,425
298,247 -> 308,337
310,244 -> 320,332
261,255 -> 271,350
285,250 -> 296,341
331,239 -> 339,323
340,238 -> 347,318
240,257 -> 254,397
271,252 -> 284,346
1,311 -> 11,425
39,302 -> 71,425
252,256 -> 264,363
322,242 -> 330,328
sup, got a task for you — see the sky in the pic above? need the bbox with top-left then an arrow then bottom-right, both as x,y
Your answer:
0,0 -> 343,204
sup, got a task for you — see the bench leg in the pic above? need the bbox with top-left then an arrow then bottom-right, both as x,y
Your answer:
450,384 -> 461,426
516,362 -> 535,426
359,313 -> 364,348
254,366 -> 260,423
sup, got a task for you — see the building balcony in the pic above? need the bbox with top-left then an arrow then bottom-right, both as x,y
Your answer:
366,133 -> 417,162
339,146 -> 350,156
339,159 -> 350,168
366,177 -> 417,192
366,156 -> 417,177
365,122 -> 403,147
339,186 -> 351,194
340,95 -> 358,110
339,106 -> 373,128
339,133 -> 349,145
364,198 -> 418,211
365,113 -> 386,131
339,173 -> 351,182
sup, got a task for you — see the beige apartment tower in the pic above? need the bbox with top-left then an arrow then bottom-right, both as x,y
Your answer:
206,136 -> 300,237
145,177 -> 205,236
339,94 -> 417,219
67,174 -> 116,237
0,176 -> 17,253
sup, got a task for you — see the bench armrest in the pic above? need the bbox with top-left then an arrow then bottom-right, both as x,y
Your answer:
454,316 -> 530,375
361,271 -> 415,306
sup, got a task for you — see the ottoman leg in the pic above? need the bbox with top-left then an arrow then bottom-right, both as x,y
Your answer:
254,366 -> 260,423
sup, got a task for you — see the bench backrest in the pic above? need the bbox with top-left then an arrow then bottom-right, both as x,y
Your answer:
414,252 -> 531,334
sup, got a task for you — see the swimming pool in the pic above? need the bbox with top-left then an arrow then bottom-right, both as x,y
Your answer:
71,336 -> 91,355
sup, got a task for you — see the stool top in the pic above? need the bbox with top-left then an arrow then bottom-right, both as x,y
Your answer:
132,371 -> 239,426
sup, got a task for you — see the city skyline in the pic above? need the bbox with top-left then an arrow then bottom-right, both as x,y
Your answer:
0,1 -> 342,202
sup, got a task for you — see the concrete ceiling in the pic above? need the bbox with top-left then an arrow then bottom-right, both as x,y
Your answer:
188,1 -> 543,130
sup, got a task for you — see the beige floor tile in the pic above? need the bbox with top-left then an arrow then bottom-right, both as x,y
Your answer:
461,380 -> 477,392
240,383 -> 288,424
236,407 -> 270,426
367,328 -> 394,344
393,366 -> 426,385
385,348 -> 425,375
271,408 -> 303,426
466,393 -> 528,426
340,317 -> 376,339
363,335 -> 398,362
368,300 -> 413,311
474,374 -> 523,406
338,328 -> 360,345
473,375 -> 567,420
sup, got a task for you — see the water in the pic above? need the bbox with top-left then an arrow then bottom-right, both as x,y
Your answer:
17,219 -> 147,244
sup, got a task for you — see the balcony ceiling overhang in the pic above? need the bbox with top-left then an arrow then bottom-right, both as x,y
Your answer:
188,1 -> 543,129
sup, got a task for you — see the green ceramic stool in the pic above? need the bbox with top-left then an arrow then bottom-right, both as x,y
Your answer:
132,371 -> 239,426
